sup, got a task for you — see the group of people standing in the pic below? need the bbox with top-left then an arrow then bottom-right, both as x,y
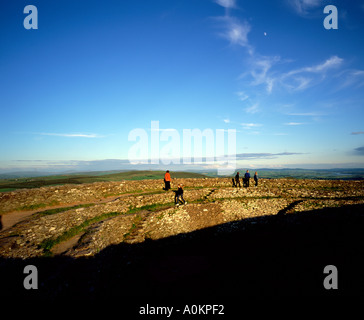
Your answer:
163,169 -> 259,206
233,170 -> 258,188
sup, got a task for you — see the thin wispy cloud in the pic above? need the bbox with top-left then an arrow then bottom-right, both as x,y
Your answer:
241,123 -> 262,129
289,0 -> 323,16
39,133 -> 104,138
305,56 -> 343,73
351,131 -> 364,135
248,55 -> 280,93
336,69 -> 364,89
280,56 -> 344,91
212,1 -> 253,54
226,19 -> 250,47
235,152 -> 303,160
236,91 -> 249,101
292,77 -> 312,91
285,56 -> 343,77
244,55 -> 345,93
214,0 -> 236,9
244,102 -> 259,114
284,122 -> 304,126
287,112 -> 324,116
216,16 -> 252,49
353,146 -> 364,155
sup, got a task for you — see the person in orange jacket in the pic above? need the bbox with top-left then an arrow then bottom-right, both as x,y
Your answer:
164,170 -> 171,190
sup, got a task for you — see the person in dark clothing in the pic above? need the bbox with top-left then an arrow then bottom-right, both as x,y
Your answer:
254,171 -> 258,187
232,178 -> 236,187
244,170 -> 250,187
235,172 -> 241,188
175,184 -> 186,205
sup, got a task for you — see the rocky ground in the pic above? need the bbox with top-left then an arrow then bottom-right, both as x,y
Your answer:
1,177 -> 364,300
1,177 -> 363,259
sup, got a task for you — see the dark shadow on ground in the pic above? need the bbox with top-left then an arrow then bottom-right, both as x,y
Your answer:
277,200 -> 304,216
1,204 -> 364,301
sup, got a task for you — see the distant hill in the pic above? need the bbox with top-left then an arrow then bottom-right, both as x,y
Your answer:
0,170 -> 126,180
0,170 -> 207,192
0,171 -> 61,179
1,168 -> 364,193
247,168 -> 364,180
195,168 -> 364,180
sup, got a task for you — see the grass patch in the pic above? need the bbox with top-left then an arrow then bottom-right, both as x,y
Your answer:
0,188 -> 17,193
39,211 -> 123,255
156,213 -> 164,220
128,202 -> 175,213
17,200 -> 60,211
39,202 -> 176,255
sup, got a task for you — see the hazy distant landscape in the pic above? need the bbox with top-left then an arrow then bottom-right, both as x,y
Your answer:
1,168 -> 363,193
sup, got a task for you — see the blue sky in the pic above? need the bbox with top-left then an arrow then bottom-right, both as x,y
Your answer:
1,0 -> 364,173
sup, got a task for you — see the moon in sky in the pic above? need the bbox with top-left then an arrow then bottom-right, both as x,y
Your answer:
264,32 -> 267,36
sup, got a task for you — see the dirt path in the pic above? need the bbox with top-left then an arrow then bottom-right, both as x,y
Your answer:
0,190 -> 163,232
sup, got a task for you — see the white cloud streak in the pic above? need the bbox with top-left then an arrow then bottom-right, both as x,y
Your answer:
336,69 -> 364,89
287,112 -> 324,116
284,122 -> 304,126
289,0 -> 323,16
285,56 -> 343,77
280,56 -> 343,91
214,0 -> 236,9
241,123 -> 262,129
248,55 -> 280,93
245,103 -> 259,114
216,16 -> 252,49
236,91 -> 249,101
245,55 -> 344,93
39,133 -> 103,138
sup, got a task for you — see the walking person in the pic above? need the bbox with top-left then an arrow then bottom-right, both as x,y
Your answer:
254,171 -> 258,187
235,172 -> 241,188
175,184 -> 186,205
244,170 -> 251,187
164,170 -> 171,190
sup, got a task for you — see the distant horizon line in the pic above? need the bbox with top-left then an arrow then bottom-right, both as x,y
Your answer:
1,157 -> 364,176
1,166 -> 364,175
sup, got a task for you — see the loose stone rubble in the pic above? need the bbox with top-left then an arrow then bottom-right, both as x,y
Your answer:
0,178 -> 363,259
